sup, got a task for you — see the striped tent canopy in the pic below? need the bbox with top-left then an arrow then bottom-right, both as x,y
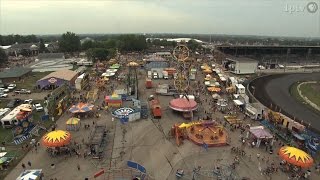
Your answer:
69,103 -> 94,113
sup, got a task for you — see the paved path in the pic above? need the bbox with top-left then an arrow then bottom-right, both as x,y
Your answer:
250,72 -> 320,132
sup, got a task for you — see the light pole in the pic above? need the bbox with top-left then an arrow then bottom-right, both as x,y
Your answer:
284,48 -> 290,72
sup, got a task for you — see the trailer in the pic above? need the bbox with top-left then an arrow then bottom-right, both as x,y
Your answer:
149,99 -> 162,118
145,78 -> 152,89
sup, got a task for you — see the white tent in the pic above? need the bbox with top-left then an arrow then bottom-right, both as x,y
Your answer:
233,99 -> 244,106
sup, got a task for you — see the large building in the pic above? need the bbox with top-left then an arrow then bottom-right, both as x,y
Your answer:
0,42 -> 59,56
224,57 -> 258,75
36,69 -> 78,89
0,67 -> 32,83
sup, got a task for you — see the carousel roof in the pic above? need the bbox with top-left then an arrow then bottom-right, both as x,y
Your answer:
169,98 -> 198,112
278,146 -> 314,168
42,130 -> 71,147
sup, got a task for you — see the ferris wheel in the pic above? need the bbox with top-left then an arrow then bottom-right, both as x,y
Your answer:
172,45 -> 192,93
173,45 -> 190,62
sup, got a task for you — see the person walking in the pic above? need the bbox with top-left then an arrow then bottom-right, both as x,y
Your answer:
77,164 -> 81,171
27,161 -> 31,167
22,163 -> 26,170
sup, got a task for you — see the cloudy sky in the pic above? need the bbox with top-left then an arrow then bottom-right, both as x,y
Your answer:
1,0 -> 320,37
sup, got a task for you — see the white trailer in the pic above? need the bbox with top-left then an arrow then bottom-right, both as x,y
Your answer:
147,71 -> 152,79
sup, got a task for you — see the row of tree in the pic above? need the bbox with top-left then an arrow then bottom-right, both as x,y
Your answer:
147,39 -> 177,47
0,35 -> 38,46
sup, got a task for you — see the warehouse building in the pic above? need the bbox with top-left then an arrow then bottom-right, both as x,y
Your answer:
36,69 -> 78,89
0,67 -> 32,83
224,57 -> 258,74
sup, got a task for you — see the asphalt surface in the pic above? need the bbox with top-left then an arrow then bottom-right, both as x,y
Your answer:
250,72 -> 320,132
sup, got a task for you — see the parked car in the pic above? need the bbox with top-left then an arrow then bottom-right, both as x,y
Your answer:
0,88 -> 9,93
24,99 -> 33,104
7,84 -> 16,90
15,89 -> 31,94
34,103 -> 44,112
0,93 -> 8,98
6,98 -> 21,108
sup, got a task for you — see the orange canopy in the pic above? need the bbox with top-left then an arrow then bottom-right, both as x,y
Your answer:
42,130 -> 71,147
207,87 -> 221,92
278,146 -> 313,168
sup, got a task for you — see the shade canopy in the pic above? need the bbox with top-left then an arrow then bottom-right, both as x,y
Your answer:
69,103 -> 94,113
249,126 -> 273,139
66,117 -> 80,125
207,87 -> 221,92
278,146 -> 314,168
42,130 -> 71,147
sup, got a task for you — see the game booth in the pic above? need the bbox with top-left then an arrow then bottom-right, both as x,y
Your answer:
169,97 -> 198,119
105,94 -> 123,108
248,126 -> 273,148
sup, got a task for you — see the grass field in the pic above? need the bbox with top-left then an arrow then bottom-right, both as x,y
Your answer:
15,71 -> 52,90
290,82 -> 320,115
299,82 -> 320,107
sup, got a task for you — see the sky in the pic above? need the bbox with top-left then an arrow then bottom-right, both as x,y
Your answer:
0,0 -> 320,37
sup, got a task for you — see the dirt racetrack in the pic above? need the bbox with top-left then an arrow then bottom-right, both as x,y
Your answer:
249,72 -> 320,133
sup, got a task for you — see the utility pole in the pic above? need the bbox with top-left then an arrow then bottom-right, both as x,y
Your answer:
284,48 -> 290,72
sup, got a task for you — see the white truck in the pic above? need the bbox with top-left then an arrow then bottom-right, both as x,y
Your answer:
153,72 -> 158,79
163,71 -> 169,79
147,71 -> 152,79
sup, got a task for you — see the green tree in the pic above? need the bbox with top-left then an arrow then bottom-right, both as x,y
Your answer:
39,38 -> 46,53
187,40 -> 200,52
81,40 -> 94,51
86,48 -> 109,61
59,32 -> 81,53
0,48 -> 8,64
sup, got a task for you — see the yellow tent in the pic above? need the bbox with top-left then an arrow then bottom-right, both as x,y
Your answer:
66,118 -> 80,131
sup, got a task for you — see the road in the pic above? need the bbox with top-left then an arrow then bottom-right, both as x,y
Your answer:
250,72 -> 320,132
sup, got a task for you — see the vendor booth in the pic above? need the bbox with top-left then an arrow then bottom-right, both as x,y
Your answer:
105,94 -> 122,107
249,126 -> 273,147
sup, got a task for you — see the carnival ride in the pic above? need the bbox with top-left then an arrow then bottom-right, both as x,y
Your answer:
171,121 -> 228,147
278,146 -> 314,168
112,107 -> 134,119
173,44 -> 191,93
127,61 -> 139,99
169,97 -> 198,119
42,130 -> 72,147
89,125 -> 107,159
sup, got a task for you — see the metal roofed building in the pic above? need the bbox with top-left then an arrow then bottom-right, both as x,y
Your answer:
0,67 -> 32,83
36,69 -> 78,89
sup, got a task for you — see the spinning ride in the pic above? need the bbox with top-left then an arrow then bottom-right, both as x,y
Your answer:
112,107 -> 134,119
42,130 -> 71,147
171,121 -> 228,147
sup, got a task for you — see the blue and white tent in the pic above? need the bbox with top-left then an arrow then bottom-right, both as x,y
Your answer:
16,169 -> 42,180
